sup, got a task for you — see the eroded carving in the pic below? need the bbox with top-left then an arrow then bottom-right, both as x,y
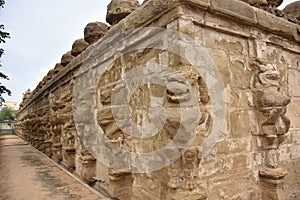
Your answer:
84,22 -> 108,45
106,0 -> 140,25
61,51 -> 74,67
251,59 -> 291,200
164,72 -> 209,200
251,59 -> 291,149
95,57 -> 211,199
71,39 -> 89,57
283,1 -> 300,24
75,135 -> 96,183
166,74 -> 191,103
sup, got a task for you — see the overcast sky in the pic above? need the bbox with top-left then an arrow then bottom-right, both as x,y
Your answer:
0,0 -> 297,106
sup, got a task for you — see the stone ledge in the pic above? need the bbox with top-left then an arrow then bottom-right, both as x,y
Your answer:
255,7 -> 299,42
180,0 -> 210,9
210,0 -> 257,24
204,12 -> 252,38
130,0 -> 299,43
107,0 -> 178,37
259,168 -> 288,180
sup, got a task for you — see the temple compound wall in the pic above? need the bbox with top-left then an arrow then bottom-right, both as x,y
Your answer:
15,0 -> 300,199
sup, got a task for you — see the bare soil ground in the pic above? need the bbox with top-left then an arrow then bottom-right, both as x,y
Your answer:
0,135 -> 106,200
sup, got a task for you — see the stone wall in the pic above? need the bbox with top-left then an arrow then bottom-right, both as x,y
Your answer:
16,0 -> 300,199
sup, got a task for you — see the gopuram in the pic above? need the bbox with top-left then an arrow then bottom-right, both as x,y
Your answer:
16,0 -> 300,199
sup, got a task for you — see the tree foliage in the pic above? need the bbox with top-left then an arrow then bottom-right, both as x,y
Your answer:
0,106 -> 16,120
0,0 -> 11,106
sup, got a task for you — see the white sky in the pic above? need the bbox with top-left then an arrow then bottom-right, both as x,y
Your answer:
0,0 -> 297,105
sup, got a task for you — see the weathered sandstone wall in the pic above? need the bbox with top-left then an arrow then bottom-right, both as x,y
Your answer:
16,0 -> 300,199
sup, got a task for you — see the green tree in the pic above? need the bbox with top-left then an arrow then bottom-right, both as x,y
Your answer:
0,0 -> 11,106
0,106 -> 15,120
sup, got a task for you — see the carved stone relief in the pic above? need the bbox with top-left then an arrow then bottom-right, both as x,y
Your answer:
251,58 -> 291,200
96,49 -> 211,199
251,59 -> 291,149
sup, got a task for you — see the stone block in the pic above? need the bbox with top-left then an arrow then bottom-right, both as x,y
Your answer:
231,154 -> 251,172
132,188 -> 160,200
264,46 -> 281,63
166,187 -> 207,200
213,139 -> 232,155
202,29 -> 248,55
62,147 -> 76,169
183,0 -> 210,9
290,130 -> 297,144
291,145 -> 300,159
278,147 -> 291,163
259,176 -> 286,200
133,173 -> 166,200
288,112 -> 300,129
204,48 -> 230,86
178,18 -> 195,38
80,156 -> 96,183
293,159 -> 300,173
229,59 -> 252,89
210,0 -> 256,24
107,172 -> 133,200
204,12 -> 251,38
194,25 -> 204,46
95,161 -> 109,183
285,160 -> 300,199
292,130 -> 300,144
151,6 -> 178,28
230,110 -> 252,138
255,8 -> 297,41
293,98 -> 300,115
199,156 -> 231,177
177,3 -> 206,28
288,69 -> 300,97
231,137 -> 252,154
287,100 -> 300,129
278,131 -> 293,147
209,175 -> 258,200
291,53 -> 300,70
229,89 -> 252,108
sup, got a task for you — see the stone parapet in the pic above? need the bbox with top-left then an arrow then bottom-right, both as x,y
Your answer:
17,0 -> 300,112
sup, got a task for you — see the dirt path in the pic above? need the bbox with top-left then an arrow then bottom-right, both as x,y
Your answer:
0,135 -> 107,200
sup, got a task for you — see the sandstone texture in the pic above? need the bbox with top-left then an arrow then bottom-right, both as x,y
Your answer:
84,22 -> 108,45
283,1 -> 300,20
16,0 -> 300,199
106,0 -> 140,25
71,39 -> 89,57
61,51 -> 74,67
